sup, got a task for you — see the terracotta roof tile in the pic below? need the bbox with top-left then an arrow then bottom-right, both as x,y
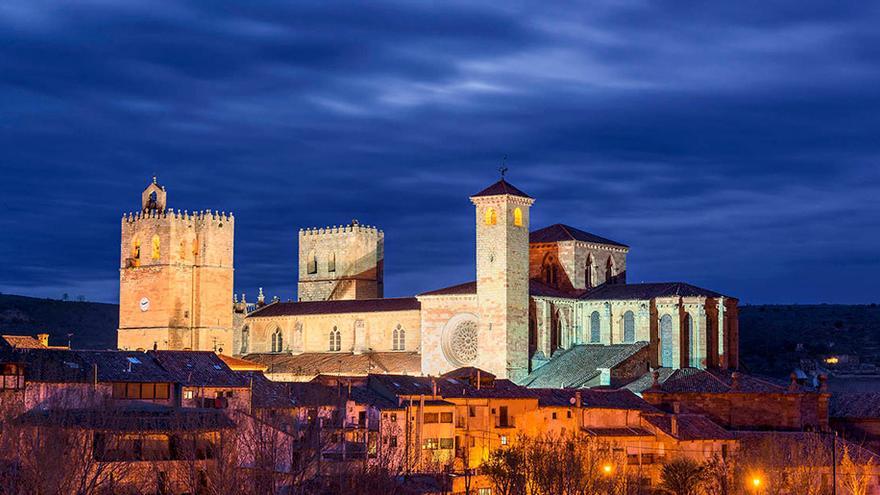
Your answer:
579,282 -> 727,301
471,179 -> 532,199
530,224 -> 627,248
149,351 -> 248,387
247,298 -> 420,317
419,281 -> 477,297
243,352 -> 421,378
643,413 -> 734,440
519,343 -> 649,389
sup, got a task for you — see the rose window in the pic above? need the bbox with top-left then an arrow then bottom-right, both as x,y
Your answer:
447,320 -> 478,365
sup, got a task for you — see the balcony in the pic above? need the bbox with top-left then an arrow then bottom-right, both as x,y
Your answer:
494,417 -> 515,429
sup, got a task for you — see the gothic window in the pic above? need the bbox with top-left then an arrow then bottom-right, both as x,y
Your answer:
686,314 -> 698,367
447,320 -> 478,365
307,251 -> 317,274
192,238 -> 199,257
329,327 -> 341,352
240,327 -> 249,355
328,252 -> 336,273
484,208 -> 497,226
550,309 -> 561,351
623,311 -> 635,343
150,235 -> 160,260
590,311 -> 601,343
585,255 -> 594,289
392,325 -> 405,351
605,257 -> 614,284
660,315 -> 673,367
271,328 -> 283,353
542,255 -> 560,288
513,207 -> 523,227
132,239 -> 141,260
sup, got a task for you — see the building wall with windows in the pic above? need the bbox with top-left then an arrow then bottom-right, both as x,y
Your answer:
297,223 -> 383,302
242,308 -> 421,355
118,179 -> 234,353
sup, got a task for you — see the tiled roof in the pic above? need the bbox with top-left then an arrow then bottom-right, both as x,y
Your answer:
830,393 -> 880,419
240,371 -> 297,408
419,281 -> 477,297
15,404 -> 234,432
286,382 -> 346,407
530,387 -> 658,411
579,282 -> 727,301
368,373 -> 536,400
15,348 -> 175,383
1,335 -> 47,349
640,368 -> 787,394
471,179 -> 532,199
582,426 -> 654,437
243,352 -> 421,378
621,368 -> 677,394
420,279 -> 587,299
247,297 -> 420,318
643,413 -> 734,440
530,224 -> 628,248
519,343 -> 649,389
149,351 -> 248,388
218,354 -> 267,371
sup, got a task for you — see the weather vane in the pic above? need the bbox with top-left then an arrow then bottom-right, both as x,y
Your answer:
499,155 -> 508,178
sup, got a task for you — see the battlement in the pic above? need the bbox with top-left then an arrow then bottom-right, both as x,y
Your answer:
299,223 -> 382,237
123,208 -> 234,225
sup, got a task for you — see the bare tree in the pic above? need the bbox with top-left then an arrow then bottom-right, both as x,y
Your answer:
659,458 -> 705,495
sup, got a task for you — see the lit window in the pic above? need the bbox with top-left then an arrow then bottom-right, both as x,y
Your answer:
513,207 -> 523,227
484,208 -> 497,225
272,329 -> 283,353
184,390 -> 194,400
131,239 -> 141,260
500,435 -> 508,446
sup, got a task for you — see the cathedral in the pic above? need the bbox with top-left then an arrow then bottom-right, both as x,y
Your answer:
118,177 -> 738,387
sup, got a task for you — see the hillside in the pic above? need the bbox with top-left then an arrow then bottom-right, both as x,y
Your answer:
0,294 -> 117,349
739,304 -> 880,377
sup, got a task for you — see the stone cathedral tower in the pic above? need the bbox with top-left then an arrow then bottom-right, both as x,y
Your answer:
118,178 -> 234,352
297,221 -> 384,301
471,179 -> 534,381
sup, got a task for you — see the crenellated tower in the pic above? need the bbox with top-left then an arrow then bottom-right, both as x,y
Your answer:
471,179 -> 534,381
118,178 -> 234,352
297,220 -> 384,301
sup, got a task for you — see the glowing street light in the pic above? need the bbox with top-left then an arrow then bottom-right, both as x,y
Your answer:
749,474 -> 763,492
602,463 -> 614,476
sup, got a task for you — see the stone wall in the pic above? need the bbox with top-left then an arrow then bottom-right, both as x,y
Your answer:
529,241 -> 627,290
418,294 -> 479,376
118,206 -> 234,352
297,224 -> 383,301
244,308 -> 421,354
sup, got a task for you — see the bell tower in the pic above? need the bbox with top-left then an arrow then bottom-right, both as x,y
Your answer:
470,177 -> 534,381
118,178 -> 234,352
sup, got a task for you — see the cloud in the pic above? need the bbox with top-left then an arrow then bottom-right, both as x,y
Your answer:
1,0 -> 879,304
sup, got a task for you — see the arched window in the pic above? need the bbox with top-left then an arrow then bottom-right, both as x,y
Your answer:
307,250 -> 317,274
151,235 -> 160,260
329,327 -> 341,352
686,314 -> 699,367
660,315 -> 673,367
392,325 -> 406,351
605,257 -> 614,284
191,238 -> 199,257
623,311 -> 635,343
590,311 -> 601,343
550,310 -> 561,352
132,239 -> 141,260
585,255 -> 594,290
271,328 -> 283,353
542,255 -> 559,288
240,327 -> 250,355
328,252 -> 336,273
513,207 -> 523,227
484,208 -> 497,226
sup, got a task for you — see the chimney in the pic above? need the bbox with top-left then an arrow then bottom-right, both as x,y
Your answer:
431,379 -> 437,399
36,333 -> 49,347
818,373 -> 829,393
670,415 -> 679,437
651,369 -> 661,390
476,370 -> 481,391
575,391 -> 582,409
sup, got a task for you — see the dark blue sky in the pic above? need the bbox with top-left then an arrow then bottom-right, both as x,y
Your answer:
1,1 -> 879,304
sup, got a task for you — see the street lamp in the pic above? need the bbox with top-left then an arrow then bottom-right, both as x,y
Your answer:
602,463 -> 614,476
749,473 -> 763,492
